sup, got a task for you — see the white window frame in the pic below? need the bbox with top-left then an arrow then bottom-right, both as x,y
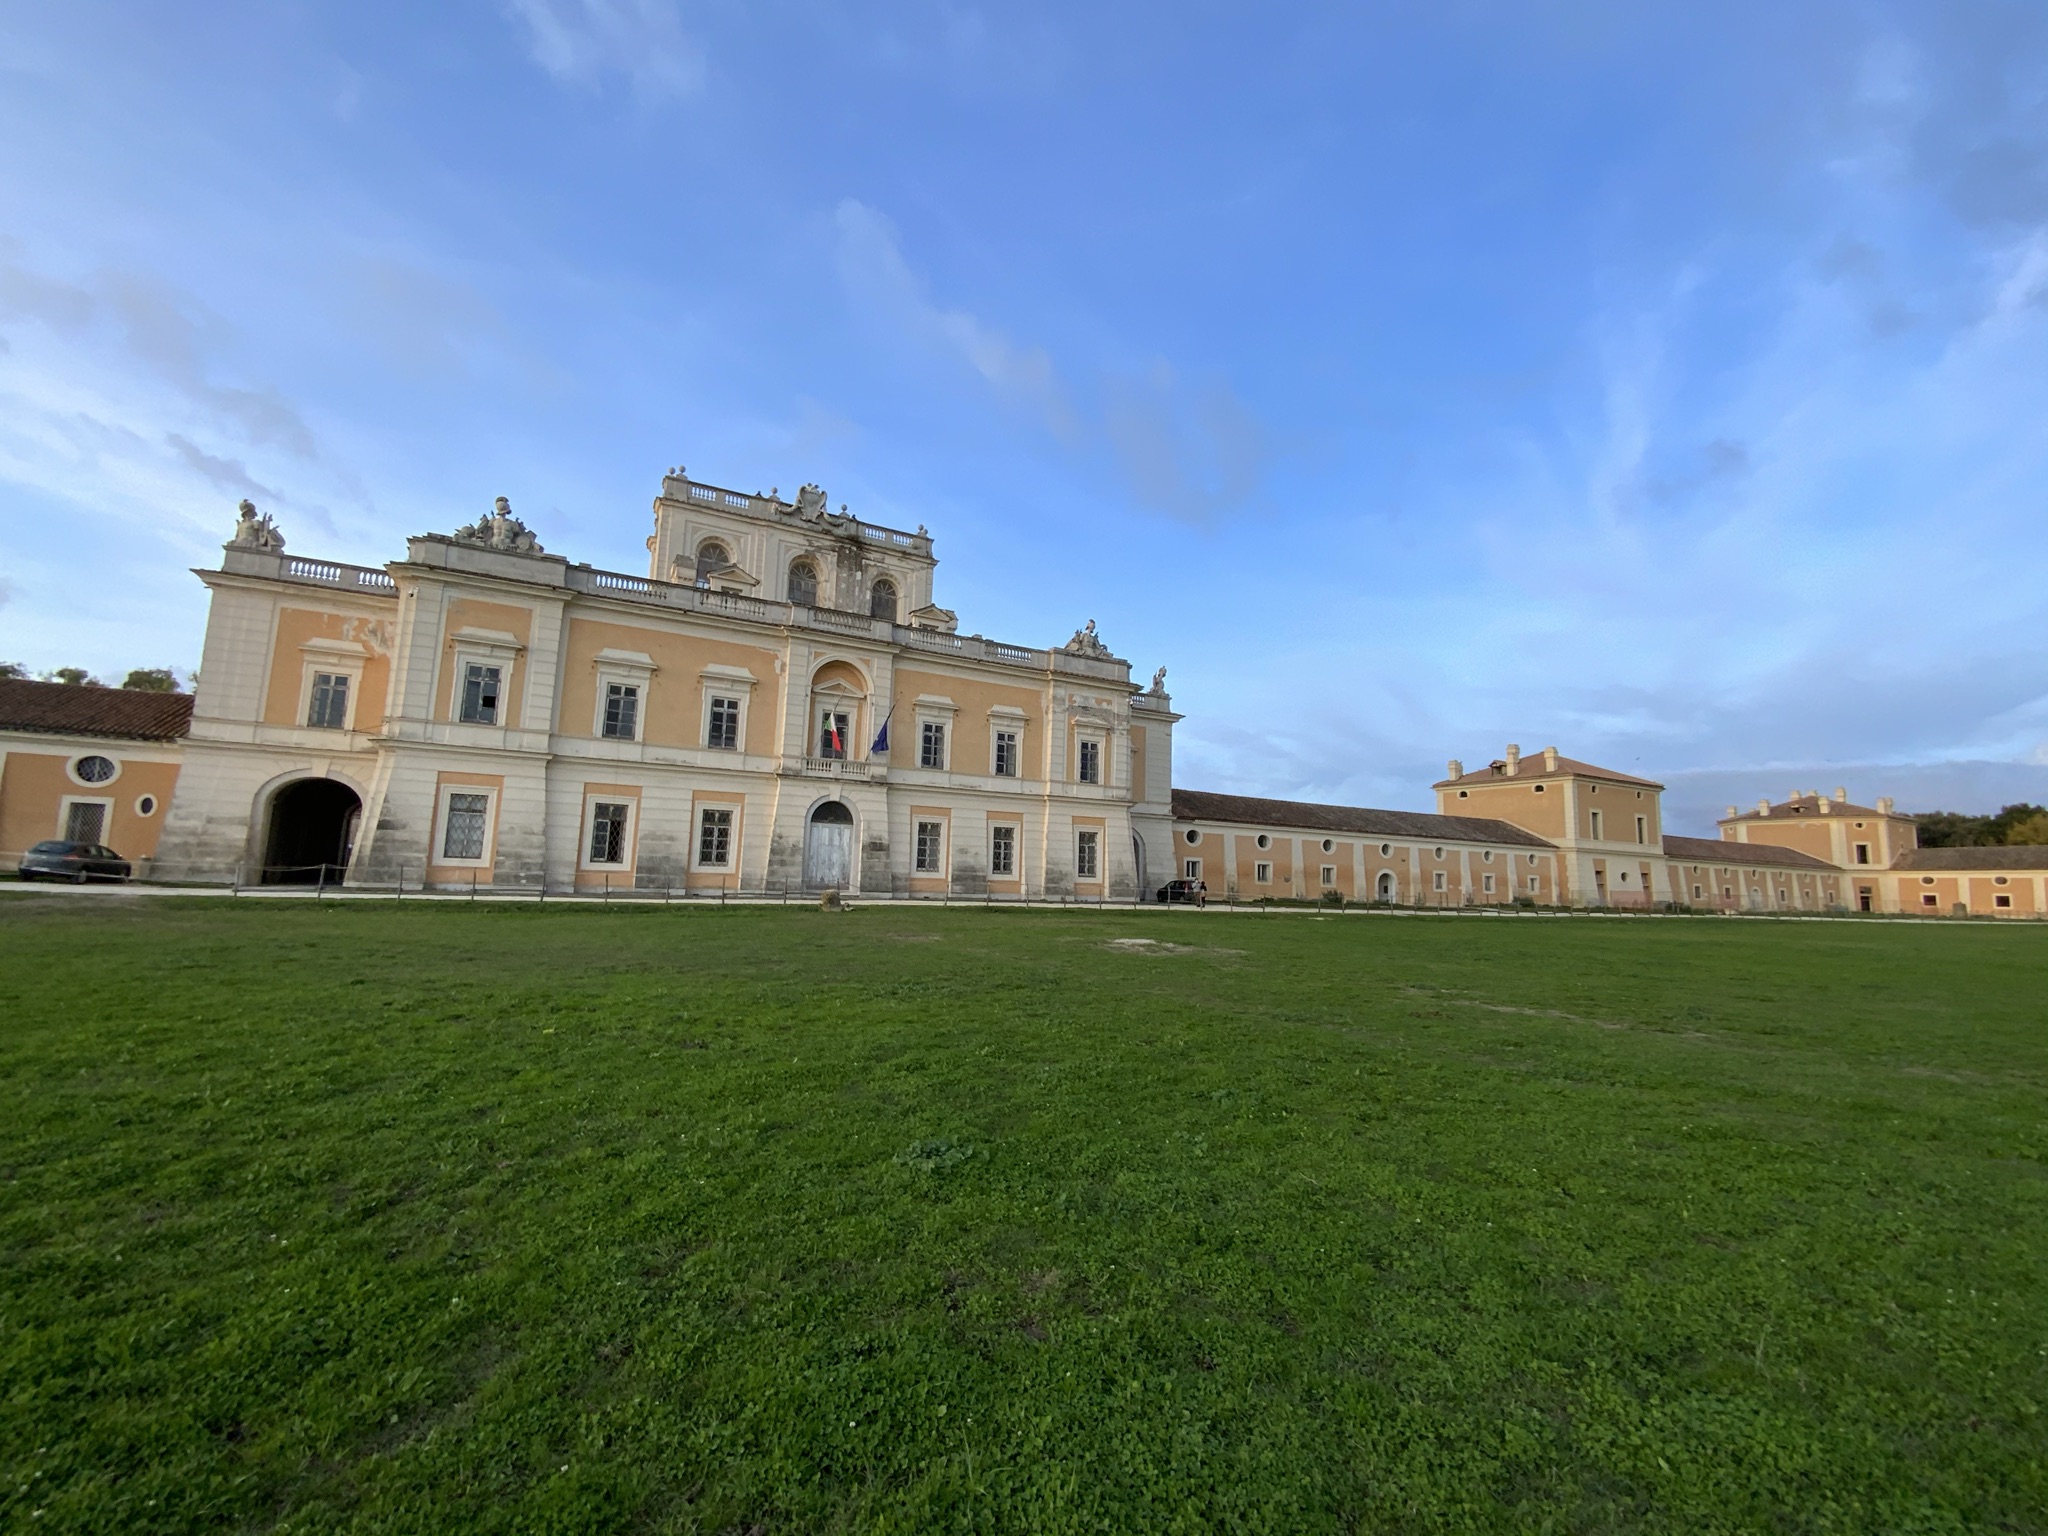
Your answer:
579,795 -> 638,871
912,695 -> 957,773
1254,860 -> 1272,884
1589,809 -> 1604,840
1854,843 -> 1871,865
1184,858 -> 1201,880
1432,870 -> 1448,892
58,794 -> 115,845
449,627 -> 523,728
919,719 -> 949,771
591,649 -> 657,744
432,786 -> 498,868
1527,875 -> 1541,892
1076,828 -> 1102,880
989,706 -> 1027,779
1482,872 -> 1495,895
695,804 -> 739,869
1995,893 -> 2013,909
699,664 -> 757,753
1321,865 -> 1338,887
66,753 -> 122,788
296,638 -> 368,733
1635,815 -> 1647,844
1075,732 -> 1105,786
990,823 -> 1019,878
914,818 -> 947,875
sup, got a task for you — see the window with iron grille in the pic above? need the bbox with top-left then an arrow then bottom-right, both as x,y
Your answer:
698,807 -> 733,866
443,793 -> 489,860
993,729 -> 1018,776
460,663 -> 501,724
707,696 -> 741,750
588,802 -> 630,864
602,682 -> 639,740
920,721 -> 946,769
307,672 -> 350,729
1077,739 -> 1101,784
1076,829 -> 1100,878
915,820 -> 944,873
990,824 -> 1016,876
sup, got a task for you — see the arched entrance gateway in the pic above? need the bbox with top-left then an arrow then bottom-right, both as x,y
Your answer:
262,779 -> 361,884
803,801 -> 854,889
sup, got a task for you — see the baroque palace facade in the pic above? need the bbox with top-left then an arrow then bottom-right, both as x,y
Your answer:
1,460 -> 2043,916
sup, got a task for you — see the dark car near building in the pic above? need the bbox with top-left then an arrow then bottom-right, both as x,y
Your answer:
1155,878 -> 1207,906
16,841 -> 133,883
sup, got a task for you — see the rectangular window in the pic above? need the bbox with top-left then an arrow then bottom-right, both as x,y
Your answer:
1184,858 -> 1201,880
1635,815 -> 1647,844
1589,809 -> 1603,840
460,663 -> 502,725
990,825 -> 1016,877
920,721 -> 946,769
993,729 -> 1018,777
307,672 -> 350,729
65,801 -> 106,844
697,807 -> 733,867
1322,865 -> 1338,887
1432,870 -> 1447,891
1995,893 -> 2013,909
587,801 -> 630,864
1527,875 -> 1541,892
915,819 -> 944,873
1482,872 -> 1495,894
819,711 -> 849,759
602,682 -> 639,740
1921,893 -> 1938,907
707,696 -> 741,750
443,793 -> 489,860
1077,738 -> 1101,784
1723,886 -> 1733,899
1076,829 -> 1100,879
1854,843 -> 1871,865
1692,884 -> 1703,899
1254,861 -> 1272,884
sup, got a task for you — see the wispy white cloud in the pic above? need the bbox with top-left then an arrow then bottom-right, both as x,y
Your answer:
834,198 -> 1075,436
502,0 -> 704,101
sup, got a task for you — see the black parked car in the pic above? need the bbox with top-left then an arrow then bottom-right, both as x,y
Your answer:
1155,878 -> 1207,906
17,841 -> 132,883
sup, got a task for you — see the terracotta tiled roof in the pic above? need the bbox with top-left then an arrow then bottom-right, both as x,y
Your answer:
1893,846 -> 2048,872
1661,834 -> 1837,871
1171,788 -> 1556,849
1433,755 -> 1662,790
0,678 -> 194,742
1722,794 -> 1907,823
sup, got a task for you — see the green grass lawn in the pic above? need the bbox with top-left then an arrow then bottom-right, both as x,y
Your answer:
2,898 -> 2044,1534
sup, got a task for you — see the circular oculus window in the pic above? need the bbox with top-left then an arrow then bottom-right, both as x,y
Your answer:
1183,828 -> 1200,845
1255,834 -> 1270,850
72,754 -> 118,785
1321,838 -> 1334,853
136,794 -> 158,816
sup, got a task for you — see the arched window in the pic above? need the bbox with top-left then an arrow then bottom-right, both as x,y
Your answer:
694,541 -> 729,583
787,560 -> 818,607
869,578 -> 898,622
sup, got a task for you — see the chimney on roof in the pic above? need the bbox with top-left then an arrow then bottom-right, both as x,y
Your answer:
1757,799 -> 1772,816
1724,805 -> 1739,820
1542,745 -> 1559,771
1504,743 -> 1521,776
1447,759 -> 1463,780
1877,796 -> 1894,814
1834,786 -> 1847,803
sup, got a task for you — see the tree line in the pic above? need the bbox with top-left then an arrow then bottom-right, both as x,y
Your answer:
0,664 -> 188,692
1912,804 -> 2048,847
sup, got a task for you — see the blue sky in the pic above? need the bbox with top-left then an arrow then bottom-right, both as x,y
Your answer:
3,1 -> 2046,831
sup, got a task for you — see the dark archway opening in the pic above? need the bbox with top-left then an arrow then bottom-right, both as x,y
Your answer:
263,779 -> 362,884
